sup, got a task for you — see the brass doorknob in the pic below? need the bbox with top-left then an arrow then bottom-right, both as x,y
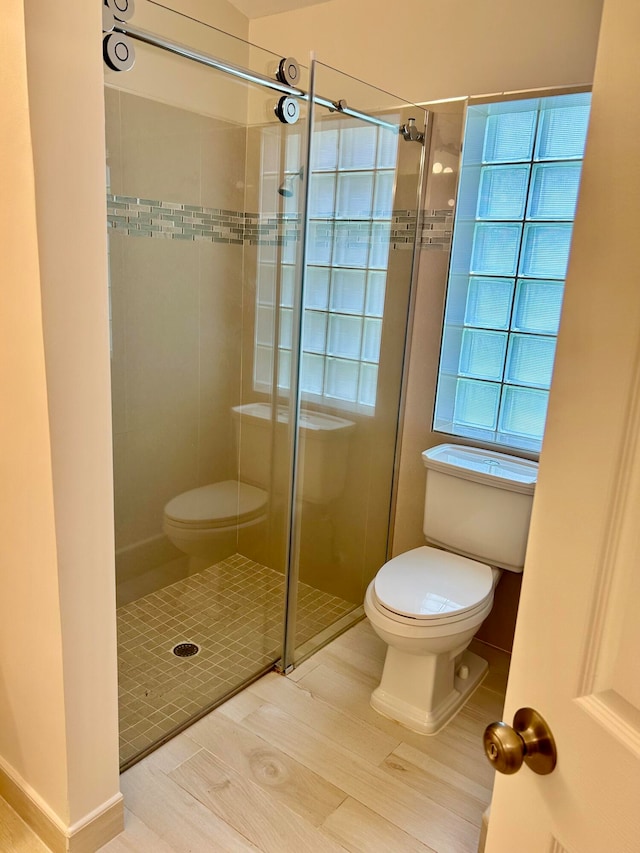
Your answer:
483,707 -> 557,775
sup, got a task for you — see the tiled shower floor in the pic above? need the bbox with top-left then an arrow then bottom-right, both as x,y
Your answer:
117,553 -> 355,766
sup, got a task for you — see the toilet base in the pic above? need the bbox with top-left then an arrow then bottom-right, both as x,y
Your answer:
370,649 -> 488,735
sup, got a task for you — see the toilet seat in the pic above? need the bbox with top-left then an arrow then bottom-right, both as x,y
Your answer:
373,546 -> 494,624
164,480 -> 268,530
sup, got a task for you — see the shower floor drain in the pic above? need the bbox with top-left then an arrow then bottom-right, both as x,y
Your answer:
172,642 -> 200,658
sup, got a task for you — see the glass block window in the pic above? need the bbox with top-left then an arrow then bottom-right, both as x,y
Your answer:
434,92 -> 591,452
255,119 -> 398,412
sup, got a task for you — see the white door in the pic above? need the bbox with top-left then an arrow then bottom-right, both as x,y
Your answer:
486,1 -> 640,850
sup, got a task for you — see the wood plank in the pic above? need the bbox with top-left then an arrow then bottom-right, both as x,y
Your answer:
298,662 -> 495,788
248,671 -> 401,764
100,809 -> 176,853
327,619 -> 387,664
143,732 -> 201,773
168,747 -> 347,853
322,797 -> 436,853
389,742 -> 492,804
120,757 -> 259,852
0,795 -> 50,853
380,747 -> 490,826
237,700 -> 481,853
216,689 -> 265,722
184,710 -> 347,826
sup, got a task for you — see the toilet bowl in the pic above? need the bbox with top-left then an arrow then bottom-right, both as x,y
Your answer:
366,443 -> 537,734
364,546 -> 499,734
162,402 -> 355,572
163,480 -> 268,569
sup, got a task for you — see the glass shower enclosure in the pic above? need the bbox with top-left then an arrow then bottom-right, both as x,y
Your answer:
104,2 -> 427,768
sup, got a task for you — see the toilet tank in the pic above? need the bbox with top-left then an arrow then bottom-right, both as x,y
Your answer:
232,403 -> 355,503
422,444 -> 538,572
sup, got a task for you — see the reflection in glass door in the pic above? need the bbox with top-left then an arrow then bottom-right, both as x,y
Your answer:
282,61 -> 428,668
105,5 -> 307,768
105,4 -> 426,769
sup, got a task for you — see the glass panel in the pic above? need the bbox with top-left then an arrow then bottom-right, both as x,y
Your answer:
362,317 -> 383,362
311,127 -> 339,170
287,59 -> 424,669
520,223 -> 573,278
304,266 -> 330,309
256,305 -> 275,345
302,310 -> 327,353
366,270 -> 386,316
338,124 -> 378,169
477,165 -> 530,219
328,314 -> 363,358
336,172 -> 374,218
498,385 -> 549,439
330,268 -> 366,313
279,265 -> 295,307
308,172 -> 336,217
334,221 -> 371,267
434,91 -> 590,453
483,108 -> 537,163
505,334 -> 556,389
535,97 -> 591,160
527,163 -> 582,220
370,222 -> 392,269
373,170 -> 395,217
301,352 -> 324,393
326,357 -> 359,399
454,379 -> 500,429
465,277 -> 515,329
513,279 -> 564,334
460,328 -> 507,380
105,4 -> 308,769
359,362 -> 378,405
307,220 -> 334,265
470,223 -> 522,275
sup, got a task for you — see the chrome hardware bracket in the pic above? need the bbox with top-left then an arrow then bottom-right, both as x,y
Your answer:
400,117 -> 425,143
103,0 -> 136,72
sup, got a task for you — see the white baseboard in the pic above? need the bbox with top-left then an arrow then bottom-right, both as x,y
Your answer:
478,804 -> 491,853
0,760 -> 123,853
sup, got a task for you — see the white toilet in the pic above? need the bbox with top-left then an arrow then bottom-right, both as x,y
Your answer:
163,402 -> 354,570
365,443 -> 537,735
163,479 -> 269,567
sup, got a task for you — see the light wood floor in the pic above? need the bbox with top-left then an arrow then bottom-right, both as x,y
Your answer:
2,620 -> 508,852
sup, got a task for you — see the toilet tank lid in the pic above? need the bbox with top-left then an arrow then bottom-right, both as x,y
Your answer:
232,403 -> 355,435
422,444 -> 537,495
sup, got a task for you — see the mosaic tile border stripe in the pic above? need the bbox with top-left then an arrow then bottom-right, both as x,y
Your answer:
107,195 -> 453,251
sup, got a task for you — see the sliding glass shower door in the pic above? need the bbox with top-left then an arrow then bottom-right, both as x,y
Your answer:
283,61 -> 427,667
104,2 -> 426,768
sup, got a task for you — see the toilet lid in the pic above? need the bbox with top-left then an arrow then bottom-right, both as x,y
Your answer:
164,480 -> 268,527
373,546 -> 494,620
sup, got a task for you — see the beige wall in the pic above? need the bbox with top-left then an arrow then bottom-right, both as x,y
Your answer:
105,0 -> 250,124
249,0 -> 604,105
106,89 -> 247,592
0,0 -> 121,844
0,0 -> 69,822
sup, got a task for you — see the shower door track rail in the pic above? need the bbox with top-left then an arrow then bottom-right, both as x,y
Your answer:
113,22 -> 400,132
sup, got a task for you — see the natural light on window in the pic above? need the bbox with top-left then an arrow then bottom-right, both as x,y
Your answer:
433,91 -> 592,452
254,120 -> 398,413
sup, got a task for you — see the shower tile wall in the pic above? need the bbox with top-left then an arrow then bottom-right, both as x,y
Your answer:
106,87 -> 247,592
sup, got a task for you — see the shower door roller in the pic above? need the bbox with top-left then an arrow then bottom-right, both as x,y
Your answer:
103,32 -> 136,72
275,96 -> 300,125
276,57 -> 301,87
104,0 -> 136,22
483,707 -> 557,775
